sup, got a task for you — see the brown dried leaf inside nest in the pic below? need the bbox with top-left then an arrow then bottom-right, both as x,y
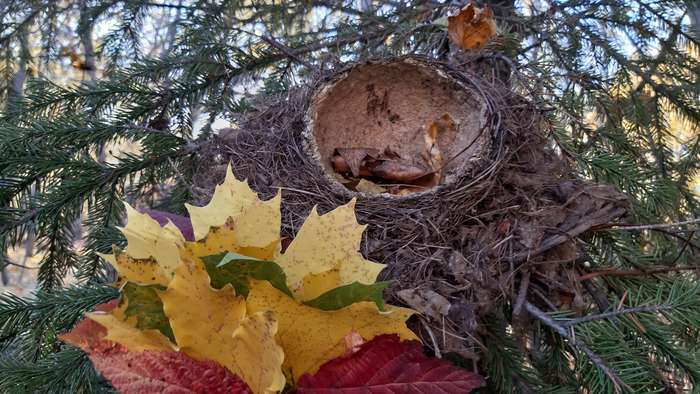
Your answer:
423,113 -> 455,170
331,148 -> 435,184
332,148 -> 380,177
370,160 -> 433,183
330,113 -> 458,194
355,179 -> 387,194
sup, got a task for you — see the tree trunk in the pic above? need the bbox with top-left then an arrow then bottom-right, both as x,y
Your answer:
79,2 -> 98,84
690,3 -> 700,40
2,28 -> 31,286
5,28 -> 29,114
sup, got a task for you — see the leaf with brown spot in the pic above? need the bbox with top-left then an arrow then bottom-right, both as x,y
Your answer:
86,311 -> 176,353
273,200 -> 385,301
185,164 -> 281,248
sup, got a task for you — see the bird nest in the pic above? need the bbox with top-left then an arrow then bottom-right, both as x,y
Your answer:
191,55 -> 628,363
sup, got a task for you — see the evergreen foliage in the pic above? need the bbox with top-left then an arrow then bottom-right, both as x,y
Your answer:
0,0 -> 699,392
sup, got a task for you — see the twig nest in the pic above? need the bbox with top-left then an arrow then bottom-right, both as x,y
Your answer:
303,58 -> 490,198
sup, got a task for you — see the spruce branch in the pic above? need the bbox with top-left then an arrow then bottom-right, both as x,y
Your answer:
525,301 -> 630,393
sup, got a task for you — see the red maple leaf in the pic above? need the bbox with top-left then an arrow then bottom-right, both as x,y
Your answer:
60,304 -> 251,394
297,334 -> 484,393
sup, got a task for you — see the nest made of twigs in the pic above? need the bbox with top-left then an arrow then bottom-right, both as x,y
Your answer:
190,55 -> 628,363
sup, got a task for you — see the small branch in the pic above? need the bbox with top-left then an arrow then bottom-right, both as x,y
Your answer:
1,257 -> 39,270
145,1 -> 194,9
654,228 -> 700,253
512,271 -> 530,316
420,318 -> 442,359
260,36 -> 315,69
581,275 -> 611,312
579,265 -> 700,281
561,305 -> 669,328
605,218 -> 700,232
670,230 -> 695,265
525,302 -> 629,393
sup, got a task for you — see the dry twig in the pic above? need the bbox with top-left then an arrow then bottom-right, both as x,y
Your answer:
606,218 -> 700,231
560,305 -> 669,328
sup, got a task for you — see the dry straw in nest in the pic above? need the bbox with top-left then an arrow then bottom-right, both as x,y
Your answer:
191,55 -> 628,361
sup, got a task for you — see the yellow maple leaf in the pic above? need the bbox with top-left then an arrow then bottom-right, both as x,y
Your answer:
299,269 -> 341,301
274,201 -> 385,301
110,166 -> 383,300
101,249 -> 169,287
160,258 -> 285,394
86,312 -> 175,352
185,165 -> 281,248
246,280 -> 417,381
180,218 -> 279,263
104,203 -> 184,286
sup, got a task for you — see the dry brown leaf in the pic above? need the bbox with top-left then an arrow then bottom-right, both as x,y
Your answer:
396,287 -> 450,321
333,148 -> 380,177
448,2 -> 497,50
423,113 -> 454,174
370,160 -> 432,182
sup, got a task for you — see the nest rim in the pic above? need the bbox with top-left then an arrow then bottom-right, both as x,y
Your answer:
302,57 -> 493,200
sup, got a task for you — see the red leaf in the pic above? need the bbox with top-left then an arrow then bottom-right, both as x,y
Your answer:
60,300 -> 119,353
93,350 -> 252,394
61,303 -> 251,394
297,334 -> 484,393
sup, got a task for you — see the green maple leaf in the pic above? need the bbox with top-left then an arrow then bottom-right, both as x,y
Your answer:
122,282 -> 175,342
202,252 -> 293,297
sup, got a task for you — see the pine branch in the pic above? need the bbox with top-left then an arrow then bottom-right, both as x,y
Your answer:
560,305 -> 671,328
0,285 -> 118,344
0,347 -> 114,393
525,302 -> 630,393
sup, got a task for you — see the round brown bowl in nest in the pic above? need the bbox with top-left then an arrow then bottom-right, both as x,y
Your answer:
303,58 -> 490,198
